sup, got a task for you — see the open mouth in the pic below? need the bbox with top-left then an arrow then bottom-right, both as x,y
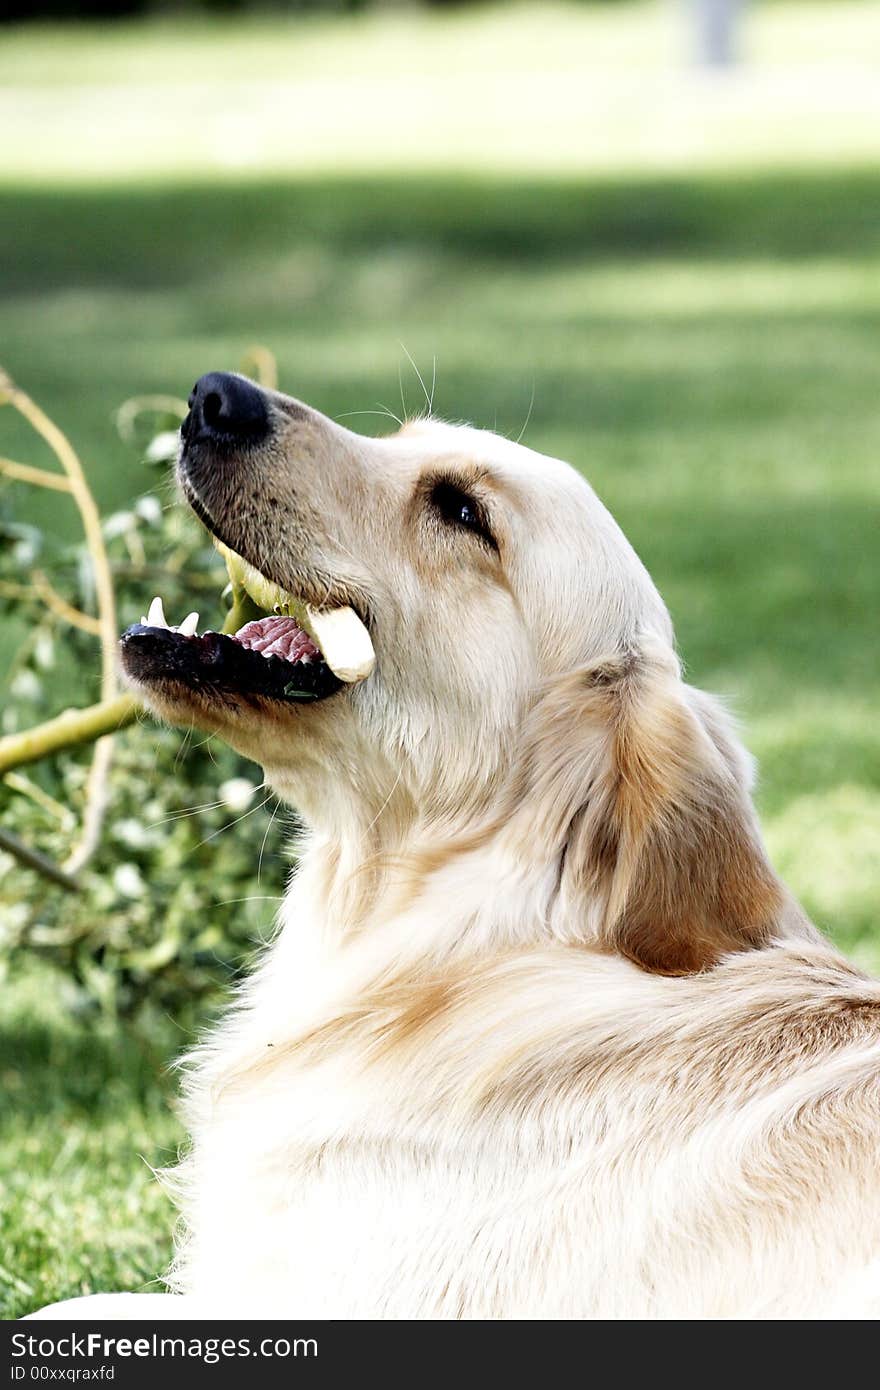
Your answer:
120,544 -> 375,706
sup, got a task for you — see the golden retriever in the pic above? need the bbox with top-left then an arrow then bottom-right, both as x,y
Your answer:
33,371 -> 880,1319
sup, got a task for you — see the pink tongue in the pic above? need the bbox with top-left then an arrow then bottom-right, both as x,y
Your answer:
234,615 -> 319,664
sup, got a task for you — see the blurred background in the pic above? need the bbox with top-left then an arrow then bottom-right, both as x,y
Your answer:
1,0 -> 878,1315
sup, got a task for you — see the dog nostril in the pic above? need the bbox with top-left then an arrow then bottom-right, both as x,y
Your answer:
187,370 -> 269,444
202,392 -> 222,429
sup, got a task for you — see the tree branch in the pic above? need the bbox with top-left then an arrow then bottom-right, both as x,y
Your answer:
63,736 -> 115,875
0,826 -> 80,893
0,456 -> 73,492
32,569 -> 102,636
115,393 -> 187,445
1,367 -> 124,870
4,770 -> 75,826
0,370 -> 118,700
240,345 -> 278,391
0,694 -> 139,776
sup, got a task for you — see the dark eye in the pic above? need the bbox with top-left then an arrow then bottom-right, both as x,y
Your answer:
430,481 -> 496,549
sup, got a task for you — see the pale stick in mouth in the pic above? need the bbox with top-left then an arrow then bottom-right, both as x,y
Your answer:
141,543 -> 376,686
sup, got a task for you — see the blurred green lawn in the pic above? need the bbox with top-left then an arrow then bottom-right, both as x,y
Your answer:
1,1 -> 879,1315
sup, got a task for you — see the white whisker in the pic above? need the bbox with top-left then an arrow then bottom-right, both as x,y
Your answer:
399,341 -> 433,417
336,407 -> 403,429
214,895 -> 285,908
364,769 -> 404,840
515,381 -> 536,445
193,791 -> 274,851
377,401 -> 404,428
258,799 -> 285,884
148,798 -> 228,827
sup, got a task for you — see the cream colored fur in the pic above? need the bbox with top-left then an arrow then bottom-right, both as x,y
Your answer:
36,399 -> 880,1320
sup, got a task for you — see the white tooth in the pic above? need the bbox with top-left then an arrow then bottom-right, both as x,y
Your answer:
147,596 -> 167,629
213,537 -> 375,683
303,606 -> 375,684
178,611 -> 199,637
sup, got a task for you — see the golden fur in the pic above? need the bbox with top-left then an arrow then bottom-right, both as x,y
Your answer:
33,387 -> 880,1320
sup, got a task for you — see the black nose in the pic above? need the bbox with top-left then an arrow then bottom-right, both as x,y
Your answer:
184,372 -> 269,445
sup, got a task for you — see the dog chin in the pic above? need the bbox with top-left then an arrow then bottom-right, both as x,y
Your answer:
126,671 -> 302,743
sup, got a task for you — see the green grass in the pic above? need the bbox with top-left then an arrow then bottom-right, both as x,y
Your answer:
0,964 -> 181,1318
1,2 -> 879,1316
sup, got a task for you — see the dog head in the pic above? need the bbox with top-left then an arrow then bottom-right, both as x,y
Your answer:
121,372 -> 792,971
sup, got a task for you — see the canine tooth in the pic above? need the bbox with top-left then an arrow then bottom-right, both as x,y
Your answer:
147,596 -> 167,628
178,611 -> 199,637
302,606 -> 375,684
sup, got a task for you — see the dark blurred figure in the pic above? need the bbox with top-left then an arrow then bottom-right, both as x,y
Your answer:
0,0 -> 370,19
691,0 -> 744,67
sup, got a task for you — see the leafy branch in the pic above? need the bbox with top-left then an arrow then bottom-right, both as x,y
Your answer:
0,367 -> 139,880
0,350 -> 287,1016
0,349 -> 278,890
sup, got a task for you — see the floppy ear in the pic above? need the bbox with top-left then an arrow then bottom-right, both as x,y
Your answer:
516,637 -> 785,974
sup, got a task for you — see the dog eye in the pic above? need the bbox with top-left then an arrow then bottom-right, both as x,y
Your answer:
430,481 -> 496,549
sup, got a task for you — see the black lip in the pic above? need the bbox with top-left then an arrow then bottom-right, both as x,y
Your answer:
177,455 -> 289,594
177,467 -> 229,544
177,449 -> 240,547
119,624 -> 343,704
